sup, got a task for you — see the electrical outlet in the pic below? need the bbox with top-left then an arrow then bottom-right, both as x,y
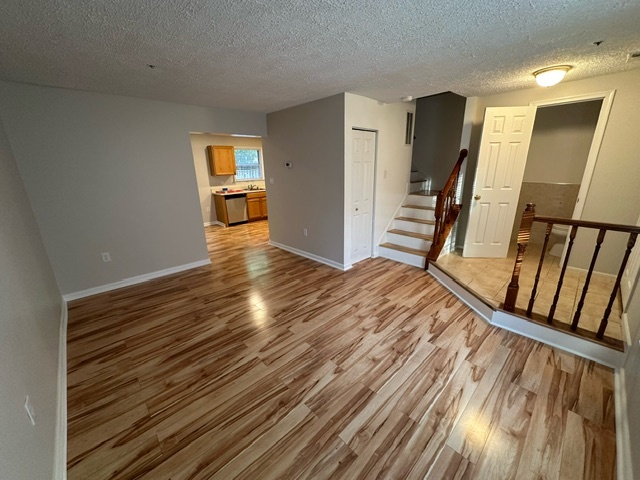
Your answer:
383,169 -> 388,179
24,396 -> 36,426
205,206 -> 210,212
101,252 -> 111,262
303,228 -> 308,237
269,178 -> 274,185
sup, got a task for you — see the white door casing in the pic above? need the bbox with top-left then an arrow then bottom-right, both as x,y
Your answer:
464,106 -> 537,258
351,129 -> 375,264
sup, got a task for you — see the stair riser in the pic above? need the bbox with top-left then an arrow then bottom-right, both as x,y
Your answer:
406,194 -> 437,208
393,219 -> 435,235
379,246 -> 426,268
409,181 -> 429,194
400,207 -> 435,221
386,232 -> 432,251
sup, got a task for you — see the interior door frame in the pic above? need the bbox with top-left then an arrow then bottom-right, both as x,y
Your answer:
349,127 -> 378,266
529,90 -> 616,221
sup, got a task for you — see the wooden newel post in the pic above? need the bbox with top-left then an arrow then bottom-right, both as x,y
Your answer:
504,203 -> 535,312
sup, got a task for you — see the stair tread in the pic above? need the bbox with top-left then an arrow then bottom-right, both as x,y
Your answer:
395,216 -> 436,225
402,204 -> 435,211
410,179 -> 428,184
410,190 -> 440,197
380,243 -> 427,256
388,229 -> 434,241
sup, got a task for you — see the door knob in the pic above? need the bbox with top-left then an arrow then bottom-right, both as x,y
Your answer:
474,195 -> 481,200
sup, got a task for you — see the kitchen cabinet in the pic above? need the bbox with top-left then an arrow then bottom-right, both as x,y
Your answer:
207,145 -> 236,176
246,191 -> 268,221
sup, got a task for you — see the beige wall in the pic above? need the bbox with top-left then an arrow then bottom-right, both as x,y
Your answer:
0,81 -> 266,295
190,134 -> 265,225
263,94 -> 346,266
0,118 -> 62,479
344,93 -> 416,263
524,100 -> 601,184
459,68 -> 640,274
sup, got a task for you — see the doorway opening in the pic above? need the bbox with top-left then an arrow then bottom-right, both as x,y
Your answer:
189,133 -> 268,231
509,99 -> 603,255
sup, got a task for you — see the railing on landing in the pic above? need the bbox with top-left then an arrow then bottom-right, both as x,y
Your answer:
503,203 -> 639,350
426,149 -> 468,263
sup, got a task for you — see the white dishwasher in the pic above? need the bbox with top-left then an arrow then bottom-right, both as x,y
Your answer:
225,194 -> 248,225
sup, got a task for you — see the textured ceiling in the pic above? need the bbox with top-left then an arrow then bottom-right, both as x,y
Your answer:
0,0 -> 639,113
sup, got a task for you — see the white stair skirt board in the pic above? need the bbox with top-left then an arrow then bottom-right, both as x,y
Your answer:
379,244 -> 426,268
269,241 -> 351,271
427,262 -> 626,368
54,300 -> 68,480
62,259 -> 212,301
386,230 -> 432,251
393,218 -> 435,235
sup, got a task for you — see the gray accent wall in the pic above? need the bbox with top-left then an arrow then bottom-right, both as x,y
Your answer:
0,118 -> 61,479
0,81 -> 266,295
263,94 -> 346,265
411,92 -> 467,189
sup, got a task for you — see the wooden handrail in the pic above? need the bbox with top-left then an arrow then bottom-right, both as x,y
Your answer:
426,149 -> 468,264
504,203 -> 638,346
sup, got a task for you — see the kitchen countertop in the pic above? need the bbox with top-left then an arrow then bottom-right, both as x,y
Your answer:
211,189 -> 266,196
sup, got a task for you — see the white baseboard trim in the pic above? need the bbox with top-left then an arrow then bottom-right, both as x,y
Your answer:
269,241 -> 351,271
204,221 -> 225,228
54,299 -> 68,480
62,259 -> 211,301
615,368 -> 633,480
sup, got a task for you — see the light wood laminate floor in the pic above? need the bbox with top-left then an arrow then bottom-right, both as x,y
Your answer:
67,221 -> 616,479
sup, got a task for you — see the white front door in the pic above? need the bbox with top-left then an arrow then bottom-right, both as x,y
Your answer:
464,106 -> 537,258
351,129 -> 375,264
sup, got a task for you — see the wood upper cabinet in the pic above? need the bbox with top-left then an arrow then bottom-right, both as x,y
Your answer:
246,191 -> 268,221
207,145 -> 236,176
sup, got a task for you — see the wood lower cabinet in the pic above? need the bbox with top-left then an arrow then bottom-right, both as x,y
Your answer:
246,191 -> 268,221
207,145 -> 236,176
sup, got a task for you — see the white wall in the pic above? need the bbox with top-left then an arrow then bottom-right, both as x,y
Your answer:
524,100 -> 601,184
0,118 -> 62,479
344,93 -> 416,263
263,94 -> 346,266
459,69 -> 640,274
0,81 -> 266,295
622,275 -> 640,479
190,134 -> 265,225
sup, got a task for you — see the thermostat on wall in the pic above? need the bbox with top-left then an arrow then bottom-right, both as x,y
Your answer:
285,162 -> 293,168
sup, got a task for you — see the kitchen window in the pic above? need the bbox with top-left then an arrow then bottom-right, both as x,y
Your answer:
234,148 -> 263,181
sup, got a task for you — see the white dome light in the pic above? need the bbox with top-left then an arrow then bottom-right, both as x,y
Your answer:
533,65 -> 572,87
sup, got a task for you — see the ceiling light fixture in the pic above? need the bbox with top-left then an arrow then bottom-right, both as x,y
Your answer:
401,95 -> 413,102
533,65 -> 572,87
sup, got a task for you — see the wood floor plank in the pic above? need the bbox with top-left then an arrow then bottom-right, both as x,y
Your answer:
66,221 -> 617,479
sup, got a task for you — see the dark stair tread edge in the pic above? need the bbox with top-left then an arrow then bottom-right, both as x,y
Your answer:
387,229 -> 434,241
395,216 -> 436,225
402,204 -> 435,210
379,243 -> 428,256
410,190 -> 440,197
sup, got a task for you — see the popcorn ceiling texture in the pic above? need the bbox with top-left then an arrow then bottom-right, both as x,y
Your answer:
0,0 -> 638,112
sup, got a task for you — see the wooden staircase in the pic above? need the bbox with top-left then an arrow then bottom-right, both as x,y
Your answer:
379,191 -> 438,268
379,149 -> 468,268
